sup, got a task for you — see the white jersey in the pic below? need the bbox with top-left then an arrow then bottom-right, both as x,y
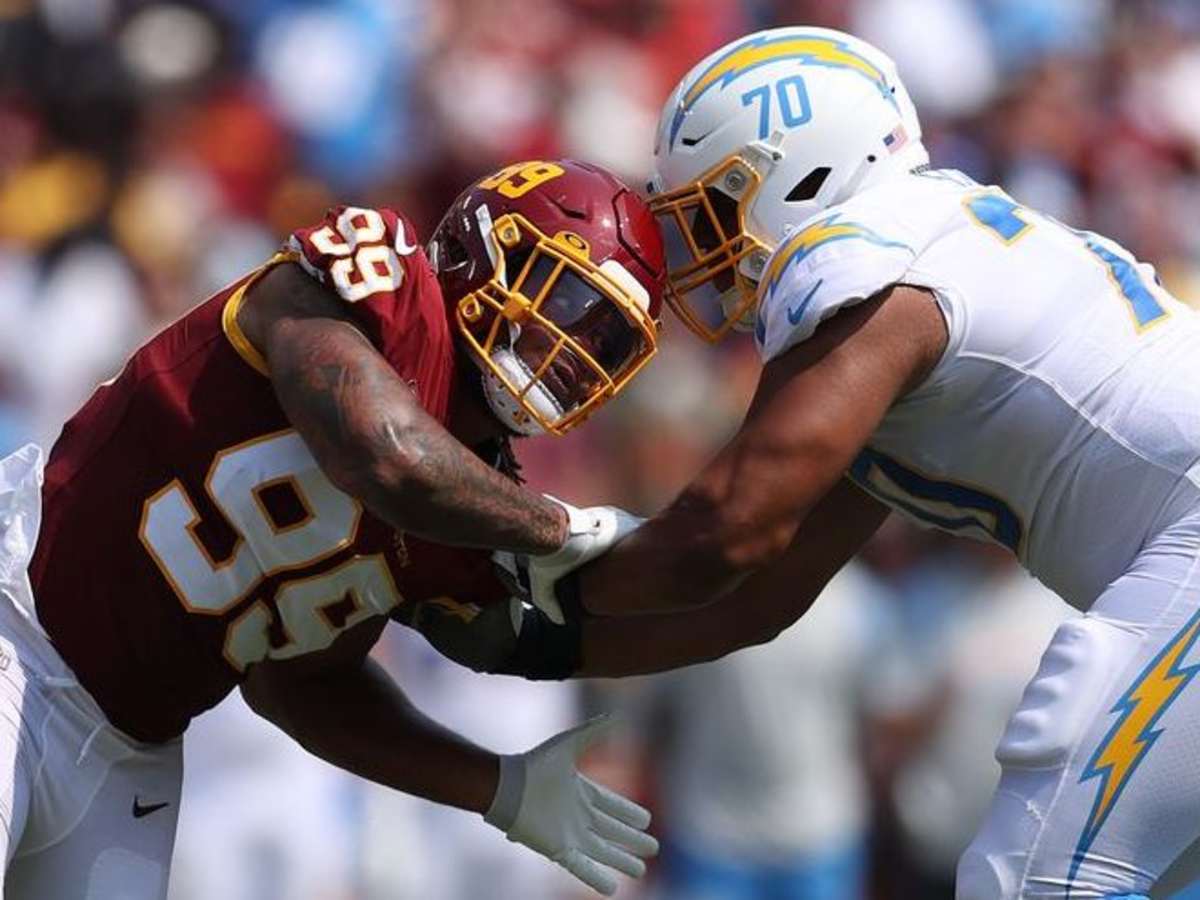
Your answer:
756,170 -> 1200,609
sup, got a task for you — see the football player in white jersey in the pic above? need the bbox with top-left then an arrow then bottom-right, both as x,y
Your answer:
527,25 -> 1200,900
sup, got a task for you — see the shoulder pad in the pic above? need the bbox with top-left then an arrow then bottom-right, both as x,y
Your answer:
282,205 -> 454,420
754,210 -> 916,362
287,206 -> 424,305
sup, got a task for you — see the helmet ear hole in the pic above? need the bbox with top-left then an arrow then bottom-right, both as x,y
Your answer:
505,246 -> 533,273
785,167 -> 832,203
503,246 -> 537,292
440,234 -> 471,271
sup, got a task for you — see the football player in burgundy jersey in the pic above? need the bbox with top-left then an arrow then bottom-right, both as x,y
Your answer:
0,160 -> 666,898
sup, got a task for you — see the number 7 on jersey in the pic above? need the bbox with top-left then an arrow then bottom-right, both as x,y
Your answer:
964,191 -> 1168,332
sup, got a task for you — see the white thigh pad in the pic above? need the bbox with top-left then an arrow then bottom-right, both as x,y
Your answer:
995,616 -> 1138,769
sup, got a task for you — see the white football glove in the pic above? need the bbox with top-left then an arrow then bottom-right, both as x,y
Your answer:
527,496 -> 644,624
484,716 -> 658,896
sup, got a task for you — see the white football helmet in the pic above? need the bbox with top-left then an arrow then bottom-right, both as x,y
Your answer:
648,26 -> 928,341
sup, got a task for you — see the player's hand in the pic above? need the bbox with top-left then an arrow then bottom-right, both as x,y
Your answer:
484,716 -> 658,896
526,497 -> 644,624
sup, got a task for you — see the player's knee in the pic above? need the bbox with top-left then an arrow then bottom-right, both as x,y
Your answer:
955,845 -> 1013,900
955,865 -> 1150,900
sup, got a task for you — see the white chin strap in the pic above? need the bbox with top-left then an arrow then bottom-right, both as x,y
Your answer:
482,348 -> 563,437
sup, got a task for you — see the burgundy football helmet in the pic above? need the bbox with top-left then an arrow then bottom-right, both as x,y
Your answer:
428,159 -> 665,436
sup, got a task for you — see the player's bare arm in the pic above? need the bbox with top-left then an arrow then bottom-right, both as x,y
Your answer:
576,477 -> 889,675
241,618 -> 500,813
388,480 -> 883,681
238,262 -> 568,555
408,480 -> 885,680
241,617 -> 657,895
579,284 -> 946,616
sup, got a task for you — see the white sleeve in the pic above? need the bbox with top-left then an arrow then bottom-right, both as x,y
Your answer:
754,212 -> 918,363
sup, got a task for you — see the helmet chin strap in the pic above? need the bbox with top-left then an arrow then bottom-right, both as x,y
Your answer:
481,352 -> 556,437
480,334 -> 563,437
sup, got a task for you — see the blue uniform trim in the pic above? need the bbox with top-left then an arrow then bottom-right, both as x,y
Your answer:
847,448 -> 1023,554
964,189 -> 1168,333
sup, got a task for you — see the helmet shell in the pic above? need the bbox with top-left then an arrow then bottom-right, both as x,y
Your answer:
428,159 -> 666,436
653,26 -> 927,247
430,159 -> 664,318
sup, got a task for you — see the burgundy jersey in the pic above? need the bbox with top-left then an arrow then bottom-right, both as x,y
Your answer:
29,207 -> 510,743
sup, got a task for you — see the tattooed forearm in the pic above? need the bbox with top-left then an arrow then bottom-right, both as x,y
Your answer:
384,413 -> 569,550
239,263 -> 568,555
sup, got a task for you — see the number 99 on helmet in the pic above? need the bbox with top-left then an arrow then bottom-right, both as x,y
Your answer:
429,159 -> 665,436
648,26 -> 928,342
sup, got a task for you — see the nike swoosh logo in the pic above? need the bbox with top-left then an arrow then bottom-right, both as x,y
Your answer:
132,797 -> 170,819
787,278 -> 824,325
680,128 -> 716,148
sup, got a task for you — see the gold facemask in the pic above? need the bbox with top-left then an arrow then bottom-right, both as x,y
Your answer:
648,156 -> 772,343
455,213 -> 659,436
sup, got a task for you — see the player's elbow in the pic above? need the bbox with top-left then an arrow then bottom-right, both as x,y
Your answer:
741,610 -> 790,649
240,666 -> 292,728
327,422 -> 439,514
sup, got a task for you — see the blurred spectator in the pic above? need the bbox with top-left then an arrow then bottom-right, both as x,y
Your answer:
360,626 -> 582,900
853,0 -> 998,118
169,694 -> 362,900
630,565 -> 886,900
861,540 -> 1075,900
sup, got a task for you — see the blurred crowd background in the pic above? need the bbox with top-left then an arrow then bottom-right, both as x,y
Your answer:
3,0 -> 1200,898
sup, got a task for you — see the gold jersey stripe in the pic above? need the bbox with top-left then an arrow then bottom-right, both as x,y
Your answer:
220,250 -> 300,377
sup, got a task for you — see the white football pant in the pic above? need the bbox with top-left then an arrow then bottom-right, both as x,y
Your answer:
958,514 -> 1200,899
0,445 -> 182,898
